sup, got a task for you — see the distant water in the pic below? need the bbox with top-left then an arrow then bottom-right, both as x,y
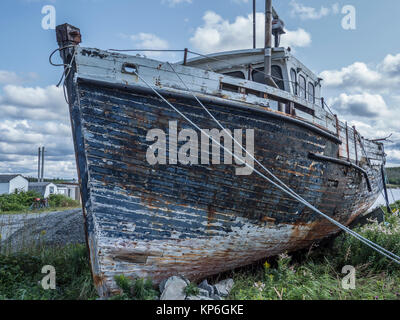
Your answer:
370,189 -> 400,210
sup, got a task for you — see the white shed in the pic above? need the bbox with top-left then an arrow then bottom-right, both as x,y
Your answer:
28,182 -> 58,198
0,175 -> 29,194
56,183 -> 81,203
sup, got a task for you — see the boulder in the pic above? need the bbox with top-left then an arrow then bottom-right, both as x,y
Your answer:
160,276 -> 188,300
198,279 -> 214,296
186,295 -> 214,300
213,278 -> 234,297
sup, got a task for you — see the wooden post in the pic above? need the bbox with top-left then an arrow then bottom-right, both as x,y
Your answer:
353,126 -> 358,165
334,115 -> 340,157
345,122 -> 350,161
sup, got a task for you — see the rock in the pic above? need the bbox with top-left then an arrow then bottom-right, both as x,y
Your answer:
211,294 -> 223,300
159,278 -> 168,293
186,295 -> 214,300
160,276 -> 188,300
198,279 -> 214,296
213,278 -> 234,297
198,288 -> 210,297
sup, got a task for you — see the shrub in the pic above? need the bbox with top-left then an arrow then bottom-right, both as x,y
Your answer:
0,191 -> 41,213
48,194 -> 80,208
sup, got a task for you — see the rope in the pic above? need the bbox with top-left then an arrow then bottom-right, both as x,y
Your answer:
132,65 -> 400,265
109,49 -> 186,53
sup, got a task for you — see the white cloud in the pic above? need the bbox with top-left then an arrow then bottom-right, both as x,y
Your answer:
124,32 -> 175,60
289,0 -> 339,20
328,93 -> 389,118
190,11 -> 311,54
161,0 -> 192,7
0,84 -> 77,179
321,53 -> 400,166
379,53 -> 400,75
320,54 -> 400,92
0,71 -> 22,85
320,62 -> 382,89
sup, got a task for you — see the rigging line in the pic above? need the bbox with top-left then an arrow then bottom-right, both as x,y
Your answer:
166,62 -> 400,262
49,45 -> 77,67
131,67 -> 400,264
109,49 -> 185,52
53,46 -> 77,88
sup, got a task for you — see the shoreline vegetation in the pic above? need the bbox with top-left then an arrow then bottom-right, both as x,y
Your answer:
0,200 -> 399,300
0,191 -> 80,215
387,167 -> 400,188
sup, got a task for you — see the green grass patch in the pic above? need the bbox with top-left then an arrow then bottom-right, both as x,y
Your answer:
228,210 -> 400,300
111,275 -> 159,300
0,244 -> 97,300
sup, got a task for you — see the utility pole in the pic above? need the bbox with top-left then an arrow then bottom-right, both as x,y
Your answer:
38,147 -> 41,182
41,146 -> 45,182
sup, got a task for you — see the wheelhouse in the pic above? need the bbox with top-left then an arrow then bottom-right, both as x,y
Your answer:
185,47 -> 323,108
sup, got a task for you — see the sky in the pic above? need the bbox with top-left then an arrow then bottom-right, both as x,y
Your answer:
0,0 -> 399,179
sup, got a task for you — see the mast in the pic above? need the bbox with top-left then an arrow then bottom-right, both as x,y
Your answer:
253,0 -> 256,49
264,0 -> 278,88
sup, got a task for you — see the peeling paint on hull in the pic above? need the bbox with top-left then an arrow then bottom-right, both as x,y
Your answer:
62,49 -> 385,298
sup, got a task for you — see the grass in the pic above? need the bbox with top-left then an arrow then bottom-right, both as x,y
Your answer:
227,204 -> 400,300
1,202 -> 399,300
111,275 -> 158,300
0,244 -> 97,300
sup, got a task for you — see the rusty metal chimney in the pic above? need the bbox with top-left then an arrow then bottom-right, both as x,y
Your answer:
264,0 -> 278,88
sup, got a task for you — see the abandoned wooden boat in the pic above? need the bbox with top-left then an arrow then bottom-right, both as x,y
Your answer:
55,6 -> 386,297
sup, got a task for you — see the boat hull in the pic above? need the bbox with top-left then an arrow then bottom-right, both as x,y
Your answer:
67,78 -> 382,297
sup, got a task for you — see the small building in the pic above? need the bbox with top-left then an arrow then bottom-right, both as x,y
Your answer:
0,174 -> 29,194
57,183 -> 81,203
28,182 -> 58,198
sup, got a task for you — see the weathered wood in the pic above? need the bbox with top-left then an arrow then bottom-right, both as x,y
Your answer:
60,41 -> 385,298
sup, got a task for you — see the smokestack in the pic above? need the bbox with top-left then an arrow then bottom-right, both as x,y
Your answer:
264,0 -> 278,88
253,0 -> 256,49
41,146 -> 45,182
38,147 -> 41,182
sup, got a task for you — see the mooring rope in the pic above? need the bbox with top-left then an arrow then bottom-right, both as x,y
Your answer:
49,46 -> 399,264
131,66 -> 400,265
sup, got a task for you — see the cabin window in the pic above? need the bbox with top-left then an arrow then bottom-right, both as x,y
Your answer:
252,66 -> 285,91
299,75 -> 306,99
223,71 -> 245,79
272,65 -> 285,91
290,68 -> 297,95
308,82 -> 315,103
